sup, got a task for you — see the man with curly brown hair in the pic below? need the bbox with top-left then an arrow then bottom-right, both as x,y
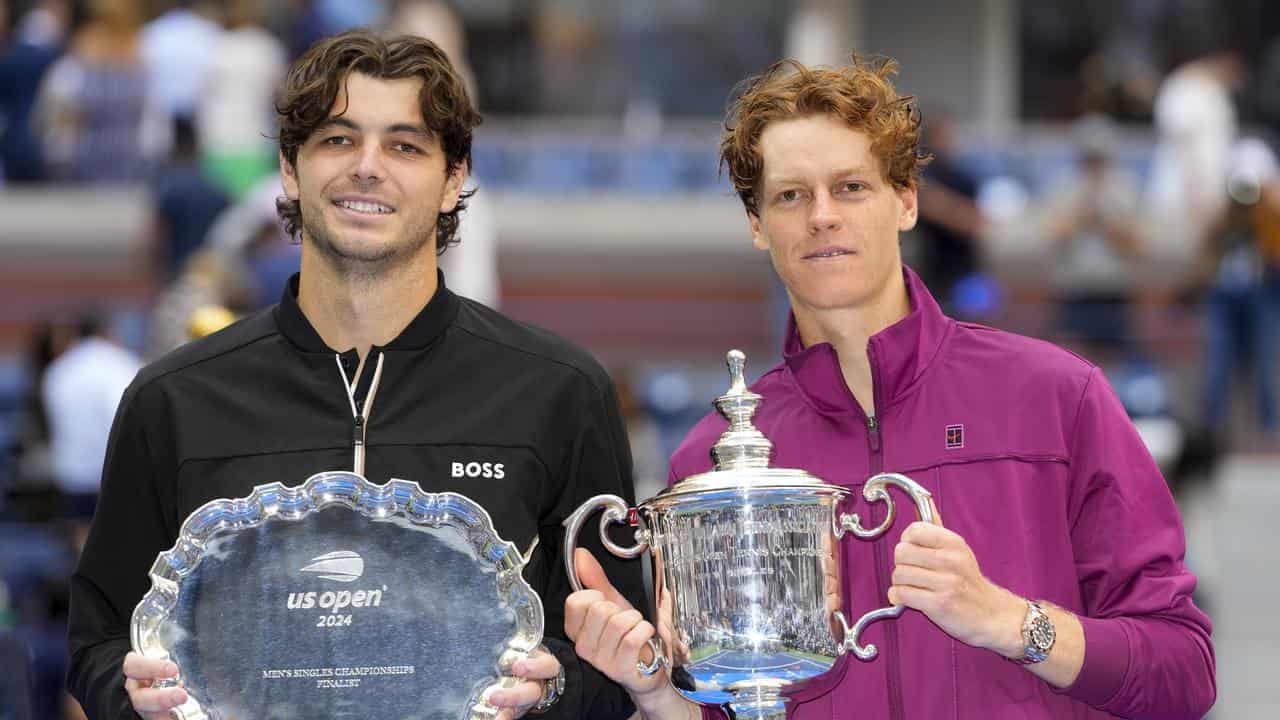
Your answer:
68,30 -> 645,720
566,55 -> 1215,720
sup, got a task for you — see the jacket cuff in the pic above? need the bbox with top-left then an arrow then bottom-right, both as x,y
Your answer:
1059,615 -> 1131,707
541,637 -> 584,720
703,706 -> 730,720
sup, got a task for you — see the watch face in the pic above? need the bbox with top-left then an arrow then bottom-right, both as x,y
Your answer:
1030,614 -> 1056,650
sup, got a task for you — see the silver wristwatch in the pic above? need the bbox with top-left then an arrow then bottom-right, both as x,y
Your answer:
528,655 -> 566,714
1012,600 -> 1056,665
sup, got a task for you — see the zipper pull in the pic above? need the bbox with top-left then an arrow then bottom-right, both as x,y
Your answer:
351,415 -> 366,475
867,414 -> 881,453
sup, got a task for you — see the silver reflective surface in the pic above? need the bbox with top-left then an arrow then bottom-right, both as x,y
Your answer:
564,351 -> 939,720
131,471 -> 542,720
644,486 -> 847,718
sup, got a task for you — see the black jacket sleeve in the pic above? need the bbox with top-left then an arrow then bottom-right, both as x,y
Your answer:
67,380 -> 177,720
537,373 -> 647,720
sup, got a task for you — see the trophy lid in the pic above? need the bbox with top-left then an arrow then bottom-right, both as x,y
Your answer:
644,350 -> 836,504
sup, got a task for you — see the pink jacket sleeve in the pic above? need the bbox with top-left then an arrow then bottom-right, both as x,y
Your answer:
1059,368 -> 1216,719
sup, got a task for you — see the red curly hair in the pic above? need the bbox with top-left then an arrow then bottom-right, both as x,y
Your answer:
720,54 -> 931,216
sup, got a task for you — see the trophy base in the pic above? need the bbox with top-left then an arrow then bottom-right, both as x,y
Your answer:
725,680 -> 787,720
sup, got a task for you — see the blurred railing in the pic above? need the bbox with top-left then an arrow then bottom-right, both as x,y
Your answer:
0,122 -> 1194,364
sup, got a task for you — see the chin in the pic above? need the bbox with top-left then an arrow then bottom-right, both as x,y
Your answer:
799,294 -> 874,312
336,246 -> 400,264
786,278 -> 873,310
310,231 -> 396,265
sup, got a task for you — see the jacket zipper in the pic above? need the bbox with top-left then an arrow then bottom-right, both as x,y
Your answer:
352,415 -> 365,473
336,352 -> 385,475
864,347 -> 904,720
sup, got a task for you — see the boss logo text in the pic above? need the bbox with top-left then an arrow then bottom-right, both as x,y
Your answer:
451,461 -> 505,479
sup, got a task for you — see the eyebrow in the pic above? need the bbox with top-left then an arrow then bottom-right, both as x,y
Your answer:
767,167 -> 878,186
315,117 -> 434,139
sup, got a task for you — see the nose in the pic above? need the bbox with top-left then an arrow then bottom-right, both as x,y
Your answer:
350,142 -> 386,185
808,188 -> 841,234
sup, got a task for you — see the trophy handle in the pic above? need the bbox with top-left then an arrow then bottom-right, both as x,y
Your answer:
832,472 -> 939,660
562,494 -> 665,676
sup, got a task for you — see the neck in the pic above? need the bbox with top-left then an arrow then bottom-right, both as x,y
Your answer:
791,270 -> 910,415
296,245 -> 438,360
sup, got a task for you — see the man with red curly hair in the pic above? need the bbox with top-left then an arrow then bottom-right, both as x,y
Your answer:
565,55 -> 1215,720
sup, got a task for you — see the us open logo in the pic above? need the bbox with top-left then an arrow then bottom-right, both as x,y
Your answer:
299,550 -> 364,582
287,550 -> 386,615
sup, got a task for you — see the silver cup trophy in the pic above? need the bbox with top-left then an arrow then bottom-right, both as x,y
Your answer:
565,350 -> 939,720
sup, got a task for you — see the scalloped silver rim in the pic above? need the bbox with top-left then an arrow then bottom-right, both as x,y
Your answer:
130,470 -> 544,720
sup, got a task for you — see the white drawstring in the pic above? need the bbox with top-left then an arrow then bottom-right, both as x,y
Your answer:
363,354 -> 384,425
335,352 -> 385,475
336,354 -> 359,418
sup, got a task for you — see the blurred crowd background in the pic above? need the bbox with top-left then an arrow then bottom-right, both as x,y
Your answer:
1,0 -> 1279,717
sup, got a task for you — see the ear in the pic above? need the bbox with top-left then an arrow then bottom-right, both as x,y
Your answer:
896,183 -> 918,232
279,151 -> 299,200
439,161 -> 469,214
749,211 -> 768,250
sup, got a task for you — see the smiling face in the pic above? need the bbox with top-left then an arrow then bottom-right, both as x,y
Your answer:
280,72 -> 466,275
749,114 -> 918,316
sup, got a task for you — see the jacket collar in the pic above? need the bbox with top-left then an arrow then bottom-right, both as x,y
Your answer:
274,270 -> 460,353
783,265 -> 953,415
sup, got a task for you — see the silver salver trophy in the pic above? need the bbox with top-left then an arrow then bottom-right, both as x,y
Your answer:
131,472 -> 544,720
565,350 -> 939,720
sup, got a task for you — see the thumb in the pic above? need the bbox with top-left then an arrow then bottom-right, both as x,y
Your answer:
574,548 -> 632,609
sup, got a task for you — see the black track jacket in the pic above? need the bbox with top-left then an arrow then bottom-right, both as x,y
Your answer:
68,273 -> 645,720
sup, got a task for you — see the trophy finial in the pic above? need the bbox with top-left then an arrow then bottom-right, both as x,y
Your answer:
726,349 -> 748,393
709,350 -> 773,470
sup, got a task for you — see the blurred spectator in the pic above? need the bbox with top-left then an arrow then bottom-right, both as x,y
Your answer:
436,181 -> 500,307
286,0 -> 329,60
145,171 -> 288,360
242,216 -> 301,308
1147,48 -> 1247,248
1079,53 -> 1160,124
0,0 -> 67,183
387,0 -> 477,99
41,314 -> 140,522
288,0 -> 387,59
915,110 -> 986,313
201,173 -> 297,304
315,0 -> 387,34
145,249 -> 253,360
0,631 -> 34,720
1044,114 -> 1145,362
139,0 -> 221,125
1260,37 -> 1280,139
186,304 -> 238,340
6,320 -> 71,517
1192,137 -> 1280,437
198,0 -> 286,198
387,0 -> 499,307
10,0 -> 71,48
33,0 -> 167,183
149,116 -> 229,282
531,5 -> 604,114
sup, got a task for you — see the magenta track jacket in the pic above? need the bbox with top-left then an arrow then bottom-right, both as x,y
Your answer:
670,267 -> 1215,720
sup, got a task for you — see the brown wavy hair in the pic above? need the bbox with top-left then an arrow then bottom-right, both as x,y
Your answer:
275,30 -> 482,254
720,54 -> 931,217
